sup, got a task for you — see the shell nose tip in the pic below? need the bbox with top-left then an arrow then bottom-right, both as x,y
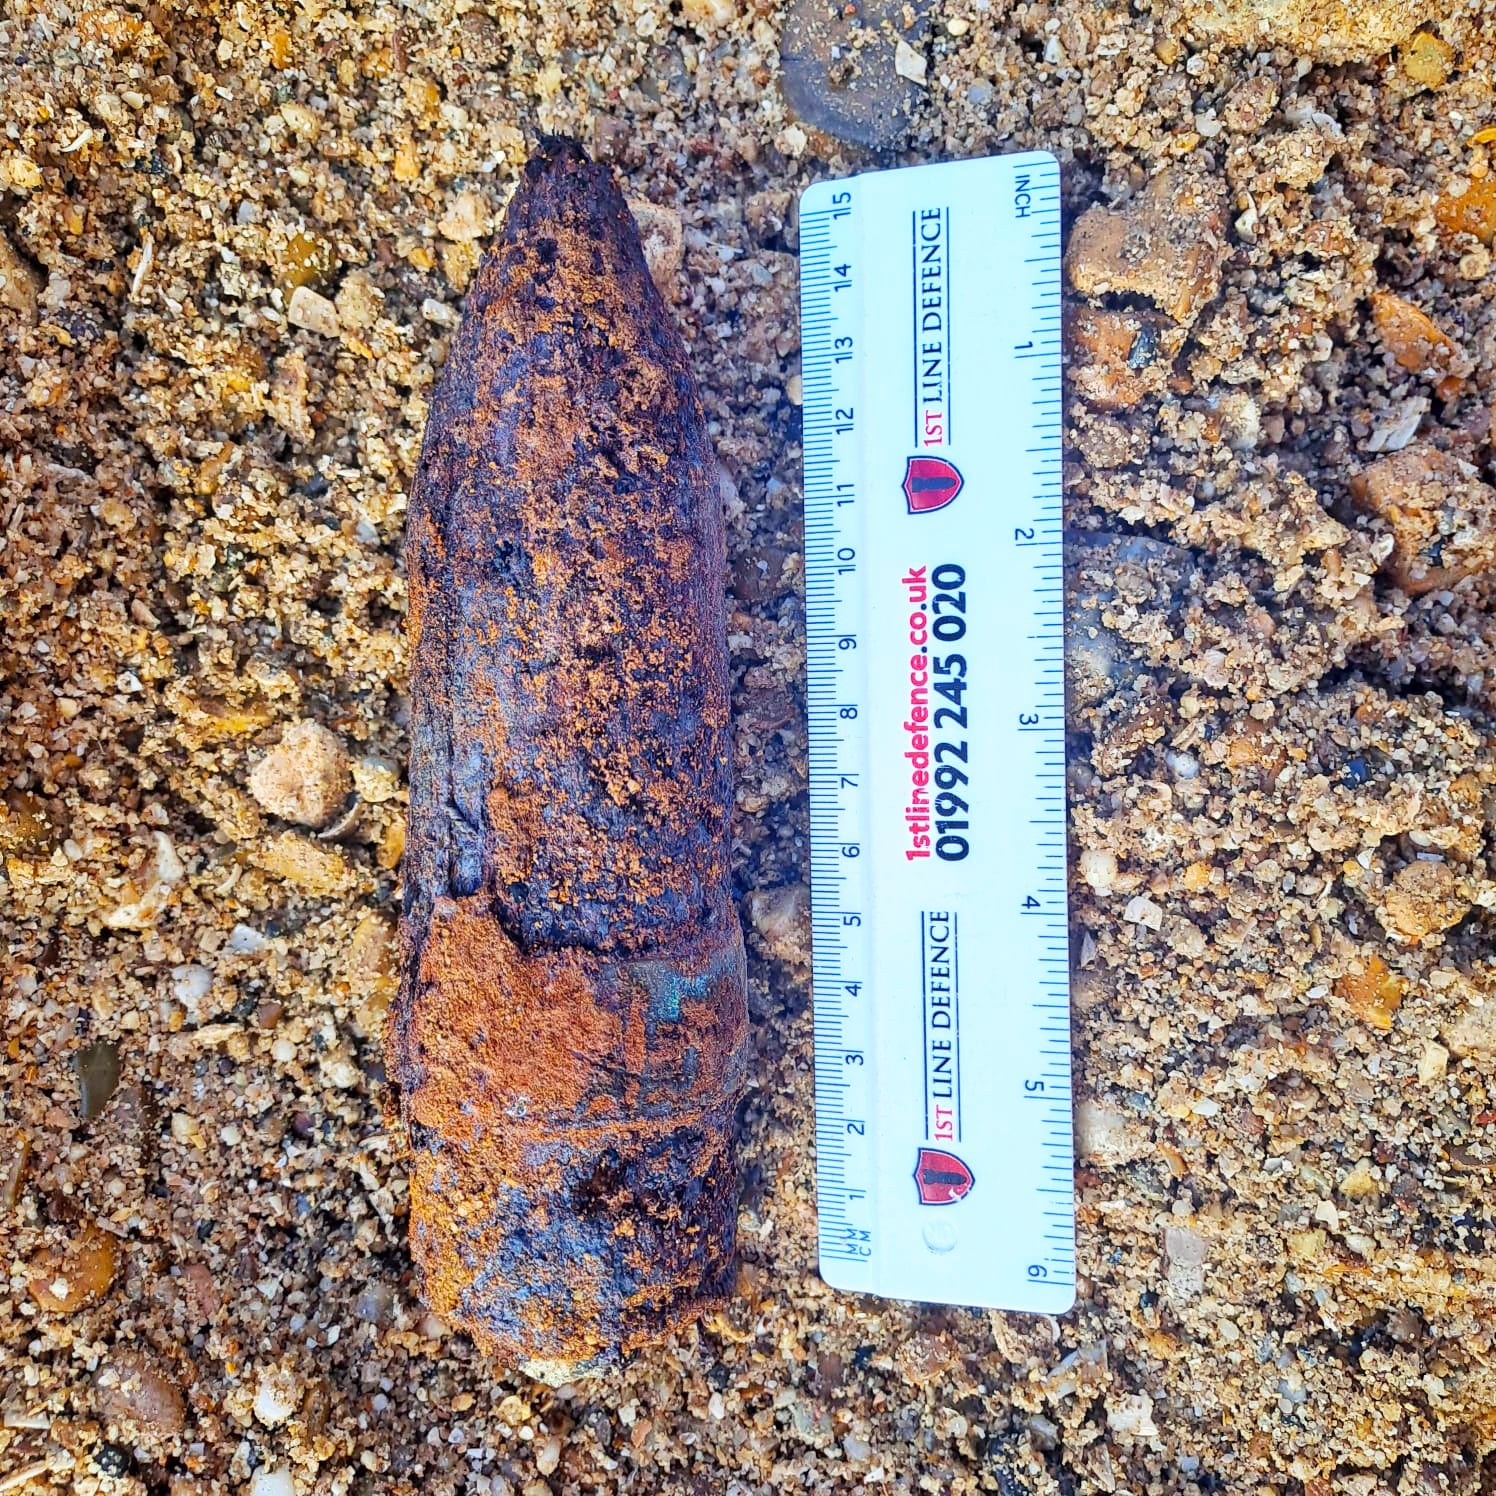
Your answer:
527,135 -> 592,182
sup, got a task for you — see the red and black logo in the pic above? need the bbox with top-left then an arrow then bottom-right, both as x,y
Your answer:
913,1147 -> 975,1205
903,455 -> 964,515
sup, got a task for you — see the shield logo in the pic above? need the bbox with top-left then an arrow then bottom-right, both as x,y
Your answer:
914,1147 -> 975,1205
903,456 -> 964,515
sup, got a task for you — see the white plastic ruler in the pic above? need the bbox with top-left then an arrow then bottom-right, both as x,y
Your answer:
799,153 -> 1073,1311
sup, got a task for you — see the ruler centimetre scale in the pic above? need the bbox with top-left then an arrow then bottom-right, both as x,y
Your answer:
799,154 -> 1074,1312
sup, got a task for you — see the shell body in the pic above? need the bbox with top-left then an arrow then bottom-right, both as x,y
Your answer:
390,138 -> 746,1378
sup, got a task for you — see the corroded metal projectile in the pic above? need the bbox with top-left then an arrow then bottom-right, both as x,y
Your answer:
389,137 -> 747,1380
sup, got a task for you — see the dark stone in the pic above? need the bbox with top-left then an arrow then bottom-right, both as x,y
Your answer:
780,0 -> 928,150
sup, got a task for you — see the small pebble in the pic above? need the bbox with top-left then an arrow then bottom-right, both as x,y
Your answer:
254,1367 -> 302,1427
249,1466 -> 296,1496
251,832 -> 355,896
351,756 -> 401,803
780,0 -> 926,148
1380,860 -> 1469,942
534,1435 -> 562,1475
1067,305 -> 1176,410
627,200 -> 684,293
248,720 -> 352,829
94,1443 -> 132,1477
225,923 -> 268,954
497,1394 -> 532,1425
281,231 -> 336,295
353,1283 -> 396,1324
1251,126 -> 1336,190
94,1350 -> 187,1437
1435,178 -> 1496,246
1446,1002 -> 1496,1062
746,883 -> 810,968
76,1039 -> 121,1121
894,38 -> 927,84
171,963 -> 213,1011
1418,1041 -> 1450,1084
1220,75 -> 1279,133
1079,848 -> 1121,897
1163,1223 -> 1208,1299
1371,290 -> 1464,378
679,0 -> 735,28
1106,1391 -> 1158,1438
28,1225 -> 118,1313
1335,954 -> 1405,1029
1350,446 -> 1496,595
1065,166 -> 1229,326
1122,894 -> 1164,930
103,831 -> 184,930
1401,29 -> 1454,88
287,284 -> 341,336
437,190 -> 490,243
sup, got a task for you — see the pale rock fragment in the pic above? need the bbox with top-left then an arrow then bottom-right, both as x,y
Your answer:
1417,1041 -> 1450,1084
1065,166 -> 1229,326
1350,445 -> 1496,594
535,1436 -> 562,1475
287,284 -> 340,336
171,964 -> 213,1016
279,100 -> 320,141
1364,396 -> 1428,454
1043,1340 -> 1110,1398
894,38 -> 928,83
628,200 -> 684,294
248,720 -> 352,829
1379,860 -> 1469,941
104,831 -> 185,930
1446,1003 -> 1496,1065
1079,847 -> 1120,897
1075,1098 -> 1152,1165
253,1366 -> 301,1427
1164,1224 -> 1209,1299
1106,1391 -> 1158,1438
249,1467 -> 296,1496
437,189 -> 490,243
680,0 -> 736,28
1170,0 -> 1430,63
0,228 -> 40,323
747,882 -> 811,968
1123,894 -> 1164,930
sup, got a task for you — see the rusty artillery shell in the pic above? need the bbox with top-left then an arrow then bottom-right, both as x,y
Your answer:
388,138 -> 747,1380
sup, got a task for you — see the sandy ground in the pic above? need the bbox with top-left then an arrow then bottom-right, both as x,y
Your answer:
2,0 -> 1496,1492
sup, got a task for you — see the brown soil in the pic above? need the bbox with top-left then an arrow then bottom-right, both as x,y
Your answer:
2,0 -> 1494,1493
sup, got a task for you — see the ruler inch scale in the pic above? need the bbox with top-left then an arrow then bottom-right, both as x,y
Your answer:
799,153 -> 1074,1311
